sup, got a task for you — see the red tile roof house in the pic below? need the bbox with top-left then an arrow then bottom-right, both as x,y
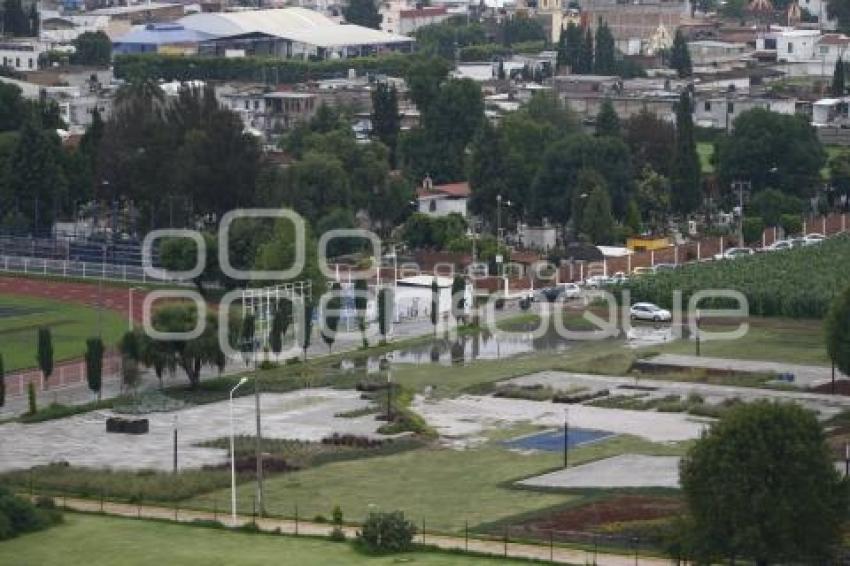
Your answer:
415,176 -> 471,218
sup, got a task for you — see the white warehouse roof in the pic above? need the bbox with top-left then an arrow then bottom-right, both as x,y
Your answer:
179,7 -> 412,48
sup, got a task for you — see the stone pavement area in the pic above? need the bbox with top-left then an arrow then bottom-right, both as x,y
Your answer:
518,454 -> 682,489
504,370 -> 850,419
0,389 -> 381,473
412,394 -> 709,449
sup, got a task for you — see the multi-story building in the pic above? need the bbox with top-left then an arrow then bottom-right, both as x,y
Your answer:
380,1 -> 451,35
0,39 -> 47,72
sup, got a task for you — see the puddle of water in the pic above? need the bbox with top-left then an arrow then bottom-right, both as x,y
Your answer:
337,327 -> 573,373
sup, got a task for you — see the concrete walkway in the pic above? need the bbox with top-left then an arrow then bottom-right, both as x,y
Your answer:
644,354 -> 846,388
43,496 -> 674,566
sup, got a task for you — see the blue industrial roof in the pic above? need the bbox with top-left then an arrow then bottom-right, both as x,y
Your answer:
113,23 -> 215,46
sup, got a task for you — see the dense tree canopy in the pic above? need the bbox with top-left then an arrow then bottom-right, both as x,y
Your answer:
72,32 -> 112,67
671,90 -> 701,214
624,110 -> 676,178
715,108 -> 826,196
342,0 -> 381,29
669,30 -> 692,78
828,0 -> 850,33
680,402 -> 848,564
593,21 -> 616,75
399,76 -> 484,183
531,133 -> 633,225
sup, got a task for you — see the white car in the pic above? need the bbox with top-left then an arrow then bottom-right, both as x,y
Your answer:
713,247 -> 754,260
630,302 -> 672,322
763,240 -> 794,252
803,233 -> 826,246
584,275 -> 610,288
561,283 -> 581,298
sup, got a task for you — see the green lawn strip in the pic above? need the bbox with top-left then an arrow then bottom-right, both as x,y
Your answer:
0,512 -> 539,566
2,438 -> 426,504
0,293 -> 127,372
696,141 -> 714,174
648,318 -> 829,366
186,435 -> 689,535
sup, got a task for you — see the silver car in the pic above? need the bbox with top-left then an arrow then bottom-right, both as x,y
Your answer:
630,302 -> 672,322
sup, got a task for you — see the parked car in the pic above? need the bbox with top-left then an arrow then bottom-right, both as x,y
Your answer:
632,266 -> 656,276
803,233 -> 826,246
608,272 -> 628,285
629,302 -> 672,322
653,263 -> 676,272
713,247 -> 754,260
539,283 -> 581,302
584,275 -> 609,288
763,240 -> 794,252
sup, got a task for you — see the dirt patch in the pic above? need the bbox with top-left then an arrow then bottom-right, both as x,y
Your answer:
516,495 -> 682,533
809,380 -> 850,396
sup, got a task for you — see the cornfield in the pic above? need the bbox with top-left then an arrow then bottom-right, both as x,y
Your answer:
624,234 -> 850,319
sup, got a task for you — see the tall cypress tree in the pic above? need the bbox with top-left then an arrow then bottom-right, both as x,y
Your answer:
670,30 -> 693,78
671,90 -> 701,213
371,82 -> 400,166
832,58 -> 846,97
564,22 -> 583,72
85,337 -> 103,400
596,98 -> 621,137
594,21 -> 616,75
556,26 -> 568,71
37,327 -> 53,388
579,27 -> 594,74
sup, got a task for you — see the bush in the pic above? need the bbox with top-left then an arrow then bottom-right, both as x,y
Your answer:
358,511 -> 417,553
742,216 -> 765,245
0,486 -> 62,541
780,214 -> 803,236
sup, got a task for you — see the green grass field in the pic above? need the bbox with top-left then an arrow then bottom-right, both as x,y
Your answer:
653,317 -> 829,366
0,513 -> 531,566
0,294 -> 127,371
189,434 -> 687,533
696,142 -> 714,174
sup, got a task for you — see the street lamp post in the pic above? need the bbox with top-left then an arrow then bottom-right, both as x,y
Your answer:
127,287 -> 141,332
172,414 -> 178,474
230,377 -> 248,525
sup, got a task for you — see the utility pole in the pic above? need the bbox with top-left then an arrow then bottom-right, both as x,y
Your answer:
563,407 -> 569,469
173,414 -> 178,474
254,339 -> 264,517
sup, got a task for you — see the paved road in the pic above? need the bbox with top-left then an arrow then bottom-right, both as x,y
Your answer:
644,354 -> 846,388
45,496 -> 674,566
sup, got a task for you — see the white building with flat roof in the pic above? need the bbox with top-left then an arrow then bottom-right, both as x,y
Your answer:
0,40 -> 46,72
